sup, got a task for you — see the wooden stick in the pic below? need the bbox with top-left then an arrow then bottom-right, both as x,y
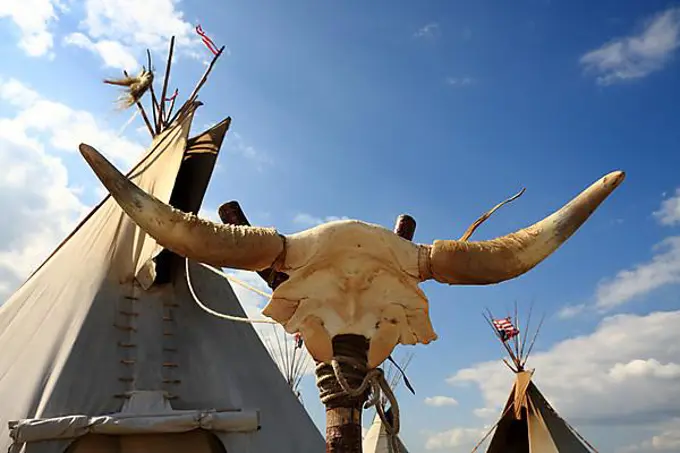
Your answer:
122,70 -> 154,137
167,45 -> 225,126
519,299 -> 535,366
159,36 -> 176,128
146,49 -> 162,134
522,313 -> 546,362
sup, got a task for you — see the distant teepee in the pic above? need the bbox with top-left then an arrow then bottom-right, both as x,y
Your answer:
472,307 -> 598,453
263,324 -> 312,401
362,353 -> 414,453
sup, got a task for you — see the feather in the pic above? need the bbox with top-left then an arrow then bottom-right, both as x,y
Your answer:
104,69 -> 154,109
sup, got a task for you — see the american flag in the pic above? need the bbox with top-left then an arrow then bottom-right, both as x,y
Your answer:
492,317 -> 520,342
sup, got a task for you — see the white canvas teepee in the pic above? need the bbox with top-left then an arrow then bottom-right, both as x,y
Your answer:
0,40 -> 324,453
362,408 -> 410,453
475,310 -> 597,453
362,355 -> 413,453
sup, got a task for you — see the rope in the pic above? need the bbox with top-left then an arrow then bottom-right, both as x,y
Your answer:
316,355 -> 402,452
184,258 -> 277,324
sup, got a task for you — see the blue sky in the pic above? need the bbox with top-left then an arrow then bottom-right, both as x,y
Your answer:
1,1 -> 680,452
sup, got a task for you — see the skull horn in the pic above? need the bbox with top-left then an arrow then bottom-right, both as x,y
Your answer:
79,144 -> 284,271
422,171 -> 625,285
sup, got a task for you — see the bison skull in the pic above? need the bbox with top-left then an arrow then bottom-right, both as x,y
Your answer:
79,143 -> 625,368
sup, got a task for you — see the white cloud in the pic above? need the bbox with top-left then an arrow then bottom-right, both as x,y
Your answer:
72,0 -> 208,67
446,77 -> 475,87
447,310 -> 680,428
595,237 -> 680,310
293,213 -> 350,227
63,32 -> 139,70
0,77 -> 144,167
424,427 -> 485,450
557,303 -> 587,319
0,0 -> 67,57
622,419 -> 680,452
609,359 -> 680,382
0,134 -> 87,297
580,7 -> 680,85
424,396 -> 459,407
414,23 -> 440,39
653,188 -> 680,226
226,132 -> 273,169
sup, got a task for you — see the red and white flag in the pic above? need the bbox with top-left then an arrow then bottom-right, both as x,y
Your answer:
492,317 -> 519,342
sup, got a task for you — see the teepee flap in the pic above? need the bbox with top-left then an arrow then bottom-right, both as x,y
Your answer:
528,384 -> 593,453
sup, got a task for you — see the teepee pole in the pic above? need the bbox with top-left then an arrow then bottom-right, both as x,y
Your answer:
145,49 -> 162,134
167,45 -> 225,127
158,36 -> 176,128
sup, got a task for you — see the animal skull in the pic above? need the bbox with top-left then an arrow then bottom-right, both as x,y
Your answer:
79,143 -> 625,368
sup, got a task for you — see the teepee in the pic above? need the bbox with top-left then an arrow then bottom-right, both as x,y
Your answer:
473,308 -> 597,453
0,34 -> 324,453
362,354 -> 414,453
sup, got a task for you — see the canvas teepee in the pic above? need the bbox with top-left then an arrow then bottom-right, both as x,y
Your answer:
362,354 -> 413,453
474,309 -> 597,453
0,35 -> 324,453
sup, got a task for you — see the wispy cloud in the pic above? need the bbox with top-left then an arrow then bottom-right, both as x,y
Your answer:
561,190 -> 680,314
595,237 -> 680,310
226,132 -> 273,169
62,0 -> 213,69
63,32 -> 139,70
580,7 -> 680,85
293,213 -> 350,227
0,0 -> 67,57
654,189 -> 680,226
446,77 -> 476,87
414,22 -> 440,39
424,427 -> 485,450
424,396 -> 459,407
621,418 -> 680,452
557,303 -> 587,319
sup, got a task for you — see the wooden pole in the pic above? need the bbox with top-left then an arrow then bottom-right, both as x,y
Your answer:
158,36 -> 176,128
167,45 -> 225,127
146,49 -> 161,134
318,334 -> 370,453
317,214 -> 417,453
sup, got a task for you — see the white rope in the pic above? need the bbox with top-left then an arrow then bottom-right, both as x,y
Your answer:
184,258 -> 277,324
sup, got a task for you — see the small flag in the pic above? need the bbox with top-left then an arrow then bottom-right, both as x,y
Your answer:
294,333 -> 303,349
492,317 -> 519,342
195,24 -> 219,55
